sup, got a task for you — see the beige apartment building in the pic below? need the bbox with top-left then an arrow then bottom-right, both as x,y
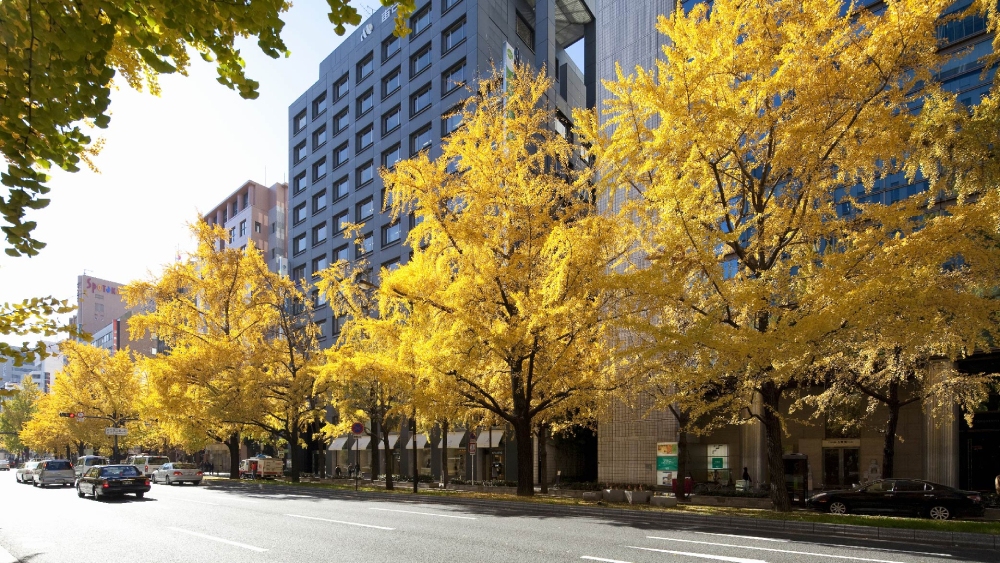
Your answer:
203,180 -> 289,276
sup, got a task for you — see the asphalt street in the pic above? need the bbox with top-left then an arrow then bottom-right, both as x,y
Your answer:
0,473 -> 995,563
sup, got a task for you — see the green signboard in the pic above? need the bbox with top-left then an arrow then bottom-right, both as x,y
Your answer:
711,457 -> 724,469
656,454 -> 678,471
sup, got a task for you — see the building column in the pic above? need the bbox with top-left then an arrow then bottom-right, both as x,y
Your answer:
534,0 -> 556,77
924,360 -> 960,486
740,394 -> 767,483
584,18 -> 597,108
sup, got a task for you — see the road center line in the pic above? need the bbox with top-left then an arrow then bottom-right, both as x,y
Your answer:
695,532 -> 788,542
628,546 -> 767,563
581,557 -> 634,563
286,514 -> 395,530
167,527 -> 267,553
647,537 -> 908,563
368,507 -> 477,520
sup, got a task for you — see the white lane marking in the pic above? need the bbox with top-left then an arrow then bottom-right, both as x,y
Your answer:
695,532 -> 788,543
368,507 -> 477,520
628,546 -> 767,563
581,557 -> 634,563
0,542 -> 18,563
286,514 -> 395,530
647,537 -> 908,563
167,527 -> 267,553
807,542 -> 952,557
170,498 -> 220,506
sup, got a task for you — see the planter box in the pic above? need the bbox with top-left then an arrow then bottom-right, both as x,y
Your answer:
582,491 -> 601,502
603,489 -> 627,503
651,496 -> 678,508
625,491 -> 652,505
690,495 -> 773,509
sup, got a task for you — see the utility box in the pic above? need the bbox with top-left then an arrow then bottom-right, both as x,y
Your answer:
783,454 -> 809,507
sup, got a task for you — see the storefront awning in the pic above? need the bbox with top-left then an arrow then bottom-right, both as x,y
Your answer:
403,434 -> 429,449
376,433 -> 401,450
328,436 -> 352,451
353,436 -> 372,449
445,431 -> 467,449
476,427 -> 504,448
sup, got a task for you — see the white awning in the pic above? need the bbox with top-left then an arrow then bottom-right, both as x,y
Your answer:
353,436 -> 372,449
445,431 -> 467,449
476,427 -> 504,448
375,433 -> 400,450
403,434 -> 428,449
328,436 -> 351,451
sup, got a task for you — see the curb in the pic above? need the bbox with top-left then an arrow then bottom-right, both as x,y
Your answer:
206,479 -> 1000,551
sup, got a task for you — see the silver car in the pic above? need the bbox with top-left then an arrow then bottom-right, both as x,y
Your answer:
0,459 -> 9,471
35,459 -> 75,487
15,461 -> 40,484
152,462 -> 203,485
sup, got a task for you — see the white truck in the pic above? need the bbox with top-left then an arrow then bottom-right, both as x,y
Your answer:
238,456 -> 283,479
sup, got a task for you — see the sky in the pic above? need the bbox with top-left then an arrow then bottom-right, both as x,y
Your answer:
1,0 -> 586,344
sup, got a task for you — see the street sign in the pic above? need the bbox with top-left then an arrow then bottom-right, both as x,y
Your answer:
351,422 -> 365,435
76,412 -> 85,420
468,442 -> 477,455
104,427 -> 127,436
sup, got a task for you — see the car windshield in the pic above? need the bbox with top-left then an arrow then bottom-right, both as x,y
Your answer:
100,466 -> 141,478
26,462 -> 39,469
148,457 -> 170,465
46,461 -> 72,470
88,458 -> 109,465
173,463 -> 197,469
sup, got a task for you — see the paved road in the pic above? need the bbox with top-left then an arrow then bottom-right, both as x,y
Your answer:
0,473 -> 994,563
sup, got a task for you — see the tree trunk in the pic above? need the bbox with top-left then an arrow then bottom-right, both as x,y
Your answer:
412,413 -> 419,494
441,420 -> 449,488
289,426 -> 302,483
537,424 -> 549,494
226,432 -> 241,479
383,431 -> 394,491
760,381 -> 790,511
882,381 -> 901,479
677,429 -> 690,500
514,417 -> 534,496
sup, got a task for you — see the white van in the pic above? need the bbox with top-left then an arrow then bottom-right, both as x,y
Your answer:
126,454 -> 171,477
74,455 -> 110,479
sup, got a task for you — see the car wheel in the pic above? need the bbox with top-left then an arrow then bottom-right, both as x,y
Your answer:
32,480 -> 38,487
928,505 -> 951,520
166,476 -> 173,486
828,501 -> 849,515
135,492 -> 144,499
77,485 -> 85,498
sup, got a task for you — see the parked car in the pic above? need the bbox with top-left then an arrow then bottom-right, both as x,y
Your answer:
125,454 -> 170,477
807,478 -> 985,520
74,455 -> 110,480
77,464 -> 150,500
152,462 -> 203,485
0,459 -> 9,470
34,459 -> 75,487
15,461 -> 40,484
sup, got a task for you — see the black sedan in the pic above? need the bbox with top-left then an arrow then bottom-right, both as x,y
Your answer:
76,464 -> 151,500
807,479 -> 984,520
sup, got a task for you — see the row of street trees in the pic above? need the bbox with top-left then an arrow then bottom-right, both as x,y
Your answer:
4,0 -> 1000,511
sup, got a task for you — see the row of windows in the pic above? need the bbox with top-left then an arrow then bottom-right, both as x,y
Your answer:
291,217 -> 402,260
292,6 -> 467,135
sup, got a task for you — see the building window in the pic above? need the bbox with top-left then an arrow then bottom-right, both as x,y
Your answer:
334,74 -> 349,101
333,142 -> 350,168
293,110 -> 307,134
382,144 -> 401,169
357,52 -> 374,81
312,255 -> 328,275
411,43 -> 432,76
312,91 -> 328,117
383,34 -> 401,61
254,221 -> 262,233
410,124 -> 432,155
516,11 -> 534,48
312,190 -> 328,213
382,257 -> 401,272
242,192 -> 250,210
442,19 -> 466,53
382,221 -> 401,246
293,234 -> 307,255
334,108 -> 350,134
333,176 -> 350,200
316,318 -> 327,339
313,158 -> 328,180
357,198 -> 375,221
334,244 -> 350,263
334,210 -> 350,233
313,223 -> 328,245
291,263 -> 306,280
357,88 -> 374,115
294,141 -> 307,163
357,232 -> 374,257
357,124 -> 374,151
410,5 -> 431,36
312,288 -> 328,308
382,105 -> 401,134
443,0 -> 462,12
357,160 -> 375,186
443,108 -> 462,136
239,220 -> 247,237
411,84 -> 432,116
333,314 -> 348,335
442,60 -> 466,93
382,67 -> 401,99
313,125 -> 327,149
293,171 -> 307,194
293,203 -> 307,224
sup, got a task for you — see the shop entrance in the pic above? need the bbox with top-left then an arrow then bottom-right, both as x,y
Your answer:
822,448 -> 860,488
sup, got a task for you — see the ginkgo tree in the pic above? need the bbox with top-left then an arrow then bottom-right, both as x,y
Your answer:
375,66 -> 632,496
583,0 -> 1000,510
0,377 -> 40,458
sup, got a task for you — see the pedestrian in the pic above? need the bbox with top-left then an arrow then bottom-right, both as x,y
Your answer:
348,464 -> 354,479
742,466 -> 752,488
335,464 -> 342,478
995,473 -> 999,496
